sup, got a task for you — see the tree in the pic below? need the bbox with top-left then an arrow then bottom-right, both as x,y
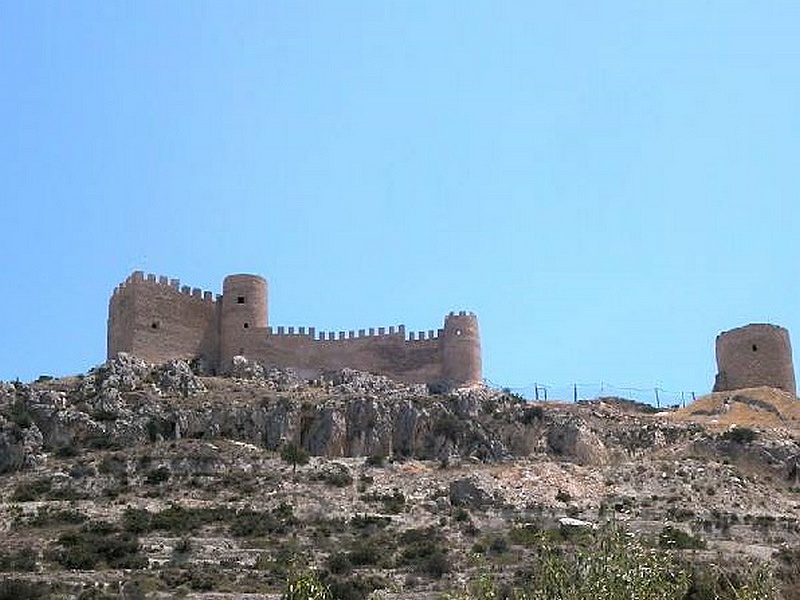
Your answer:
281,442 -> 309,474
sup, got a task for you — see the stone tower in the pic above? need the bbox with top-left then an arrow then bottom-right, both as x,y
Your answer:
219,274 -> 268,368
441,312 -> 482,385
713,323 -> 796,395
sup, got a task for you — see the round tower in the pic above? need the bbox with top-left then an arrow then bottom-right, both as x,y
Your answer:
219,274 -> 268,369
714,323 -> 796,395
441,311 -> 482,385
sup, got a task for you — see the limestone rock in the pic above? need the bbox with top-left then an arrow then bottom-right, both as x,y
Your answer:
449,477 -> 493,509
230,355 -> 265,380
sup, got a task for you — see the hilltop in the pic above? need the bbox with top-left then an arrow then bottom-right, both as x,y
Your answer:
2,355 -> 800,599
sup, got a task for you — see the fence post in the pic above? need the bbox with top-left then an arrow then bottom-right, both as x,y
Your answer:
573,384 -> 578,402
534,385 -> 539,401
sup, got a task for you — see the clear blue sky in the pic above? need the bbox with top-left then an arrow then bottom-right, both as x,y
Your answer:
2,2 -> 799,402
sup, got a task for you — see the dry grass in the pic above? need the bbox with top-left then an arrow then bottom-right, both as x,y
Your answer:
667,386 -> 800,430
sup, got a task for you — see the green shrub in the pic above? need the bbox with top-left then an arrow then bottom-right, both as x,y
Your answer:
283,571 -> 332,600
12,478 -> 53,502
314,463 -> 353,488
6,399 -> 33,428
53,522 -> 146,570
23,507 -> 87,528
365,454 -> 386,467
281,443 -> 310,473
86,433 -> 122,451
659,526 -> 706,550
520,406 -> 544,424
722,427 -> 758,444
432,414 -> 464,441
0,547 -> 37,572
159,566 -> 222,592
326,552 -> 353,575
0,579 -> 48,600
54,444 -> 80,458
349,514 -> 391,530
398,527 -> 450,578
145,466 -> 171,484
360,489 -> 406,514
230,507 -> 295,537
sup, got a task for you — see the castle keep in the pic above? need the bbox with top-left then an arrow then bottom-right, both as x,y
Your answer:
107,271 -> 482,386
713,323 -> 796,395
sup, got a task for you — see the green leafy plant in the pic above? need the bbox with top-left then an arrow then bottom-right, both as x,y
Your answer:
281,443 -> 310,474
283,571 -> 333,600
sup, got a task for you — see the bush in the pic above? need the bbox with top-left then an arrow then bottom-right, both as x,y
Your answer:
326,552 -> 353,575
230,506 -> 296,537
659,526 -> 706,550
314,463 -> 353,488
123,504 -> 228,534
283,571 -> 332,600
53,521 -> 146,570
23,507 -> 87,528
520,406 -> 544,424
281,443 -> 310,473
86,433 -> 123,451
722,427 -> 758,444
398,527 -> 450,578
12,478 -> 53,502
6,399 -> 33,428
365,455 -> 386,468
145,466 -> 171,484
360,489 -> 406,514
0,547 -> 37,572
0,579 -> 48,600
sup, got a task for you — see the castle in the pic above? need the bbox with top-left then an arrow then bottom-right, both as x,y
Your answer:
107,271 -> 482,386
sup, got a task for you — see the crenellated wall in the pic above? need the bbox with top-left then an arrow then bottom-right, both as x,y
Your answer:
107,271 -> 482,385
108,271 -> 219,366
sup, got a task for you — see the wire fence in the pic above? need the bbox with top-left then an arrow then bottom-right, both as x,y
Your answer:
485,379 -> 698,409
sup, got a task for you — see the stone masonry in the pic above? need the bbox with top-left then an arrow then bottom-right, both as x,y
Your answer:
713,323 -> 796,395
107,272 -> 482,386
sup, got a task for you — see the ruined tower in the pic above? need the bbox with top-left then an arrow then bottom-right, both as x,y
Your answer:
713,323 -> 796,395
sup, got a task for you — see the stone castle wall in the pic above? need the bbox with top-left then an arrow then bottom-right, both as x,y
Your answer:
108,273 -> 219,366
107,271 -> 482,385
713,323 -> 796,395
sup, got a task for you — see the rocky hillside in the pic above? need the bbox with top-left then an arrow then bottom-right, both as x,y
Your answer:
2,355 -> 800,599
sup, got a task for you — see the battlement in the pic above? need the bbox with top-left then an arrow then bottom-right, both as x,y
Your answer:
257,324 -> 456,343
112,271 -> 217,304
107,271 -> 482,385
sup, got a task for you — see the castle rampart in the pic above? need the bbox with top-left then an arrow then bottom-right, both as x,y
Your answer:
107,272 -> 482,385
713,323 -> 796,395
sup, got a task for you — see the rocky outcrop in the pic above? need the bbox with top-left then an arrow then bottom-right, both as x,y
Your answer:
0,356 -> 705,473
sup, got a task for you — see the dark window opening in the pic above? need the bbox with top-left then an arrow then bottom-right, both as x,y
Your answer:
151,322 -> 159,330
243,322 -> 249,329
752,344 -> 758,352
237,296 -> 246,304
